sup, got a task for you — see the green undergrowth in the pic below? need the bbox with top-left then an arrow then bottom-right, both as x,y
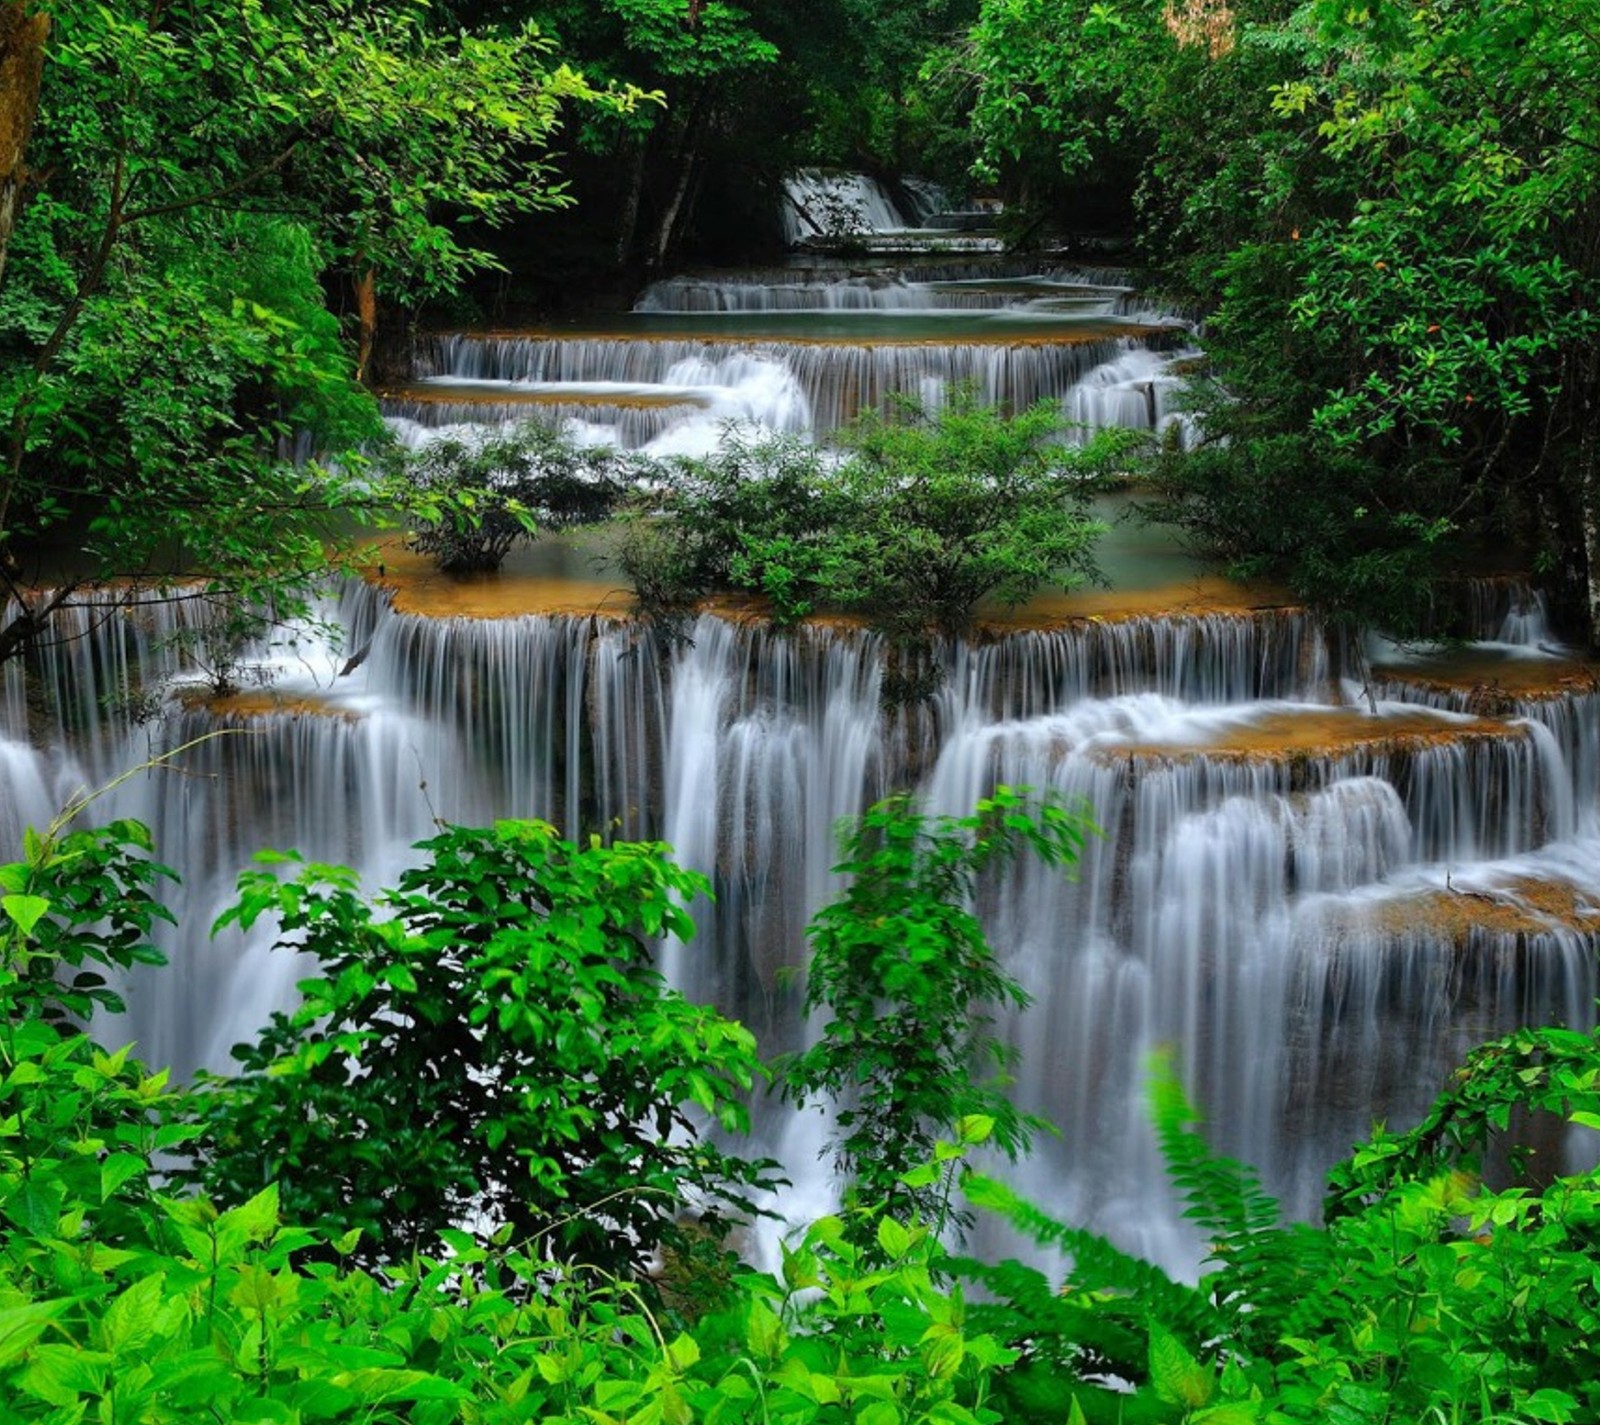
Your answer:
2,811 -> 1598,1423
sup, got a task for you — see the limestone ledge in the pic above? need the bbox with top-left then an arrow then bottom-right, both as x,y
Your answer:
1355,878 -> 1600,946
365,554 -> 1292,632
176,688 -> 360,723
1373,654 -> 1600,714
1101,707 -> 1523,768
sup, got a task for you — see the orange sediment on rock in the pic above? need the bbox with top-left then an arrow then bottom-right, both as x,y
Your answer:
1373,654 -> 1600,708
1361,878 -> 1600,943
1109,707 -> 1521,765
178,689 -> 360,722
977,576 -> 1292,630
363,542 -> 633,621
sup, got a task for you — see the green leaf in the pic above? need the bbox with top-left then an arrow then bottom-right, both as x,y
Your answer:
1148,1324 -> 1212,1410
876,1217 -> 913,1259
101,1272 -> 167,1355
1523,1390 -> 1580,1423
101,1152 -> 148,1201
16,1343 -> 113,1407
332,1368 -> 470,1404
0,1301 -> 73,1369
3,1177 -> 66,1238
2,893 -> 51,937
1190,1405 -> 1262,1425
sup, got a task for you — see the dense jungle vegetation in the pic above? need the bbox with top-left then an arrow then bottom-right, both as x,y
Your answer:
5,803 -> 1600,1423
4,0 -> 1600,657
4,2 -> 1600,1421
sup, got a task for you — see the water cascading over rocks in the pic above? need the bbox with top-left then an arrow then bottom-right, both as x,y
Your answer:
3,215 -> 1597,1275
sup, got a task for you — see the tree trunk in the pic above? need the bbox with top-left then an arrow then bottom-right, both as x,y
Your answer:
354,267 -> 376,384
647,102 -> 707,273
614,140 -> 647,270
0,2 -> 49,288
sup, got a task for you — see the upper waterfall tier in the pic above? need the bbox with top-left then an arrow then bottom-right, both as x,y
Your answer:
411,328 -> 1188,445
635,269 -> 1141,314
398,246 -> 1195,455
779,170 -> 1004,252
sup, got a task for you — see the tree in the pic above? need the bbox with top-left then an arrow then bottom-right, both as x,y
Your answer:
782,788 -> 1095,1240
403,420 -> 627,573
617,394 -> 1123,654
0,3 -> 48,285
190,821 -> 777,1274
0,0 -> 627,668
472,0 -> 778,268
822,392 -> 1122,638
962,0 -> 1600,643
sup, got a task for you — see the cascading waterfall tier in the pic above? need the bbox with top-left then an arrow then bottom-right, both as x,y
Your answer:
634,268 -> 1142,315
381,386 -> 705,450
4,576 -> 1597,1273
412,331 -> 1189,443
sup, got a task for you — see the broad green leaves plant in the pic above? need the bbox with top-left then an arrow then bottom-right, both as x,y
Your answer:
782,787 -> 1096,1240
189,820 -> 778,1274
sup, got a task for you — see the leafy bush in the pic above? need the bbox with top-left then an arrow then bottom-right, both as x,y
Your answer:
617,394 -> 1127,640
965,1049 -> 1600,1425
615,431 -> 843,627
188,821 -> 778,1274
782,787 -> 1097,1238
403,422 -> 626,573
6,812 -> 1600,1423
0,823 -> 1028,1424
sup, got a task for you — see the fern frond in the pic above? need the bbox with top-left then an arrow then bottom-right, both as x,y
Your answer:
962,1172 -> 1224,1346
1148,1053 -> 1282,1249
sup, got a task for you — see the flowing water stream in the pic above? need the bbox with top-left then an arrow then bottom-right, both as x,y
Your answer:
3,200 -> 1597,1275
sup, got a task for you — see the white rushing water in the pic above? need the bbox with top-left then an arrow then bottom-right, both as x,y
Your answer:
5,200 -> 1596,1274
5,575 -> 1596,1275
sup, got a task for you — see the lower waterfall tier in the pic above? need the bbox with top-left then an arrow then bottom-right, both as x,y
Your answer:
1,582 -> 1595,1275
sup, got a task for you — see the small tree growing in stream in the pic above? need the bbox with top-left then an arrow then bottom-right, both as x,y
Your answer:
615,393 -> 1136,691
404,421 -> 627,573
782,787 -> 1097,1241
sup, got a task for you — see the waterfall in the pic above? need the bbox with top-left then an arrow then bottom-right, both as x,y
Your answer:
781,170 -> 921,244
414,333 -> 1172,441
6,580 -> 1596,1274
7,240 -> 1596,1280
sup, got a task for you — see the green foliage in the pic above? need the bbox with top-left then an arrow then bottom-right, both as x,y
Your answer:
964,0 -> 1600,637
189,821 -> 777,1275
615,430 -> 841,627
0,0 -> 632,660
401,421 -> 627,573
823,392 -> 1120,639
1325,1022 -> 1600,1217
782,787 -> 1096,1239
6,810 -> 1600,1423
0,813 -> 1023,1423
618,395 -> 1119,642
0,816 -> 175,1026
954,1034 -> 1600,1425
